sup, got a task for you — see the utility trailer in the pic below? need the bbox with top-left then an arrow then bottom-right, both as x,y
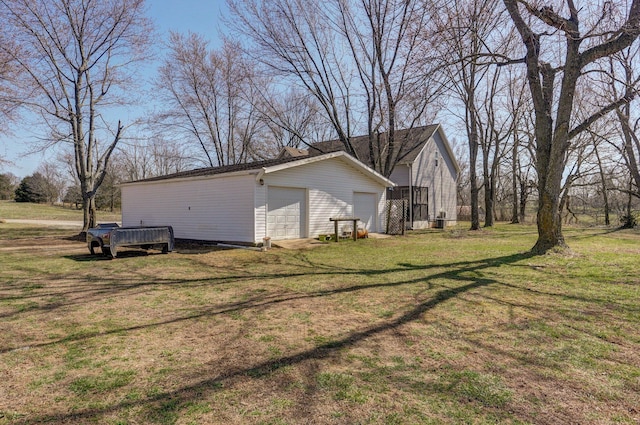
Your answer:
87,223 -> 174,258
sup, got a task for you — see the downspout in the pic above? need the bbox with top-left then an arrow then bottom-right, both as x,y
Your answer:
255,168 -> 266,184
440,155 -> 444,219
408,163 -> 413,229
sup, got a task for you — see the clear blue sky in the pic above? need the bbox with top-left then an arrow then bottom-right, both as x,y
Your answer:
0,0 -> 229,179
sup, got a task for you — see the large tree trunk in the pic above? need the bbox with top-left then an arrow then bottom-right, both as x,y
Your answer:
532,146 -> 568,253
533,190 -> 566,253
81,194 -> 97,234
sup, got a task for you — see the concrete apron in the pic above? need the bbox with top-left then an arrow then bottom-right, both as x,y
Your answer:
271,233 -> 390,249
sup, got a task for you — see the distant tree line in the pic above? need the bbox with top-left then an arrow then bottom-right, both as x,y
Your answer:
0,166 -> 119,211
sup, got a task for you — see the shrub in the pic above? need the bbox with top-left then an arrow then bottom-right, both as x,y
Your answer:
620,213 -> 637,229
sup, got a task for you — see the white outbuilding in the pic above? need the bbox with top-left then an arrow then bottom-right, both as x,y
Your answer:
120,151 -> 395,244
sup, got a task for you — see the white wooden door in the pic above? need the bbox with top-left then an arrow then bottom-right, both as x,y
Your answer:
353,192 -> 377,232
267,187 -> 306,240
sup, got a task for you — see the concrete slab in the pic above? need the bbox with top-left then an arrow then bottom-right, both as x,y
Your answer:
271,233 -> 391,249
271,238 -> 327,249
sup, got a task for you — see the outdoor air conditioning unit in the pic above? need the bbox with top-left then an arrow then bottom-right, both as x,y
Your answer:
436,211 -> 446,229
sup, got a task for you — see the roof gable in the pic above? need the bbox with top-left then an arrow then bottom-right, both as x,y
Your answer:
259,151 -> 394,187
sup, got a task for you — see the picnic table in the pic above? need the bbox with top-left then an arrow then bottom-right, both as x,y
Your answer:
329,217 -> 360,242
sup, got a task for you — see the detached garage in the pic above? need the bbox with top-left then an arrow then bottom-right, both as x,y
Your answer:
120,152 -> 394,245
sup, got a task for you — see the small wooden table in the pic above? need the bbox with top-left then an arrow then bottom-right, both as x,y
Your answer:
329,217 -> 360,242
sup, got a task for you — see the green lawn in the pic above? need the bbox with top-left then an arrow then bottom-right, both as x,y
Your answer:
0,200 -> 121,221
0,220 -> 638,424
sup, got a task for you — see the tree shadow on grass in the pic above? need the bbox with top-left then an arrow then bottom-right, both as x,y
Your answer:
66,249 -> 165,261
10,251 -> 537,424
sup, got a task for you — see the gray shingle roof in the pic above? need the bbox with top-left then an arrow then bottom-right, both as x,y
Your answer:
308,124 -> 440,165
122,155 -> 307,184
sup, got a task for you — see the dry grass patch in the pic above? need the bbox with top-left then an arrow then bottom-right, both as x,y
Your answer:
0,223 -> 639,424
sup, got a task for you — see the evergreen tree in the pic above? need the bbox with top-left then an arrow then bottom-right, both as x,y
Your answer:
14,173 -> 50,203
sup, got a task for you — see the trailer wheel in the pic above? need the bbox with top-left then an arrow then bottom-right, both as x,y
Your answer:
162,243 -> 169,254
89,240 -> 100,255
102,246 -> 112,257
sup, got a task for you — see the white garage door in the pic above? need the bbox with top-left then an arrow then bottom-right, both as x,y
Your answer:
268,187 -> 306,240
354,192 -> 377,232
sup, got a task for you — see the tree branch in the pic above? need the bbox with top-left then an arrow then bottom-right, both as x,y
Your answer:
569,90 -> 636,140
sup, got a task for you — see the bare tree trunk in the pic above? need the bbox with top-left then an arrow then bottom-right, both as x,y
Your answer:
469,118 -> 481,230
484,170 -> 495,227
519,177 -> 528,223
617,103 -> 640,197
594,144 -> 610,226
627,180 -> 634,222
511,139 -> 519,223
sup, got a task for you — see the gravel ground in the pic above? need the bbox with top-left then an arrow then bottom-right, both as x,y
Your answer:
3,219 -> 84,228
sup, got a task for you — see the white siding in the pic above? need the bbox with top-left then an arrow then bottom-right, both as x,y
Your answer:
121,174 -> 257,242
256,157 -> 387,239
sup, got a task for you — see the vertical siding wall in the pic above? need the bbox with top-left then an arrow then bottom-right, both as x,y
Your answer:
411,131 -> 458,227
121,174 -> 257,242
433,131 -> 458,224
256,157 -> 387,240
389,165 -> 410,186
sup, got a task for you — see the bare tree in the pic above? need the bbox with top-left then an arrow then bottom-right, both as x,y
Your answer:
479,64 -> 518,227
228,0 -> 358,155
605,45 -> 640,201
116,135 -> 194,182
503,0 -> 640,253
35,160 -> 66,204
0,32 -> 21,135
593,138 -> 612,225
0,0 -> 152,232
157,34 -> 264,167
254,88 -> 331,152
334,0 -> 443,176
0,28 -> 23,168
228,0 -> 443,177
436,0 -> 509,230
0,172 -> 19,200
514,115 -> 537,224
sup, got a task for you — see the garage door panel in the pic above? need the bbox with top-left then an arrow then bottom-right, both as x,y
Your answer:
268,187 -> 306,240
354,192 -> 377,232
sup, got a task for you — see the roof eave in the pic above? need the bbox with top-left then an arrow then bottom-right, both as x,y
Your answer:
119,168 -> 261,187
435,124 -> 461,175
